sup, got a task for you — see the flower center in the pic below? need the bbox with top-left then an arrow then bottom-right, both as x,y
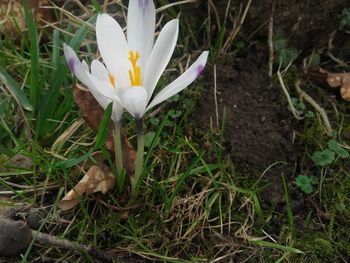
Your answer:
128,51 -> 141,86
108,73 -> 116,89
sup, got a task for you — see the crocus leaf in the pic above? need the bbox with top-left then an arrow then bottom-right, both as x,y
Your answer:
95,102 -> 113,149
0,66 -> 33,111
72,85 -> 136,174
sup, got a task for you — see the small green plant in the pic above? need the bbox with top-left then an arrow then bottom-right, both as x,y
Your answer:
311,140 -> 349,166
296,175 -> 318,194
311,149 -> 335,166
273,31 -> 299,67
291,97 -> 315,118
339,8 -> 350,30
327,140 -> 349,158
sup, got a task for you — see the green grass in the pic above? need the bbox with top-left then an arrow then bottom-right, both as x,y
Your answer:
1,0 -> 350,262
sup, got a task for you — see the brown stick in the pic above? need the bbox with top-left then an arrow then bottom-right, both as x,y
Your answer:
32,230 -> 115,262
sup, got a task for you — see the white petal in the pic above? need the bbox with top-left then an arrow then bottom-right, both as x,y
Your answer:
63,43 -> 92,87
146,51 -> 209,111
87,73 -> 121,103
96,14 -> 130,88
81,60 -> 89,71
64,43 -> 124,122
127,0 -> 155,75
91,60 -> 109,81
143,19 -> 178,102
112,102 -> 124,122
87,73 -> 124,122
119,87 -> 148,118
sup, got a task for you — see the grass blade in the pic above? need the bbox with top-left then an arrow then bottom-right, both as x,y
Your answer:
36,16 -> 96,138
94,102 -> 112,149
0,66 -> 33,111
167,153 -> 203,210
250,239 -> 303,254
23,0 -> 40,110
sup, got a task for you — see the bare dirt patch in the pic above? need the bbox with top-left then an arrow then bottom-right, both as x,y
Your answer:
193,58 -> 296,203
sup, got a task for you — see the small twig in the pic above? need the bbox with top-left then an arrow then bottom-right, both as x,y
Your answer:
267,2 -> 275,77
276,70 -> 302,120
32,230 -> 115,262
222,0 -> 252,52
295,81 -> 333,135
327,31 -> 350,68
213,64 -> 220,130
156,0 -> 197,13
97,199 -> 140,211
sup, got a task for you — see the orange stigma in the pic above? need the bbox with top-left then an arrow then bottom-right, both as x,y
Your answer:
128,51 -> 141,86
108,73 -> 116,89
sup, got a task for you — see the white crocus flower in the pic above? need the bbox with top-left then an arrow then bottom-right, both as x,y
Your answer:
64,0 -> 209,198
64,0 -> 208,120
63,44 -> 124,123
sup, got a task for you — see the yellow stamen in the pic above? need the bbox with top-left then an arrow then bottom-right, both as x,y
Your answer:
128,51 -> 142,86
108,73 -> 116,89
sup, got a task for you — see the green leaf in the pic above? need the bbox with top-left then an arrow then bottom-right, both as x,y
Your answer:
69,15 -> 97,49
327,140 -> 349,158
296,175 -> 318,194
95,102 -> 113,149
311,149 -> 335,166
0,66 -> 33,111
144,131 -> 156,148
23,0 -> 40,109
305,111 -> 315,118
273,31 -> 289,50
36,16 -> 96,138
55,149 -> 94,169
90,0 -> 102,12
277,48 -> 299,68
308,51 -> 321,68
150,117 -> 160,126
169,109 -> 182,119
250,240 -> 304,254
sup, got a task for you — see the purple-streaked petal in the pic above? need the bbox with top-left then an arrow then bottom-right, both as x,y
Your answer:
63,43 -> 92,88
145,51 -> 209,111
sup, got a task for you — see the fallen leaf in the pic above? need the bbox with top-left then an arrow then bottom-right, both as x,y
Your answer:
58,165 -> 115,211
0,0 -> 54,38
73,85 -> 136,174
309,68 -> 350,101
9,153 -> 33,169
340,77 -> 350,101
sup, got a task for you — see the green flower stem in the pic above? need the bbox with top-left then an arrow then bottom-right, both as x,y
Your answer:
131,117 -> 144,199
113,121 -> 123,177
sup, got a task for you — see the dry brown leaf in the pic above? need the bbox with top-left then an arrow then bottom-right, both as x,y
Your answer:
58,165 -> 115,211
73,85 -> 136,174
308,68 -> 350,101
9,153 -> 33,169
0,0 -> 54,38
340,77 -> 350,101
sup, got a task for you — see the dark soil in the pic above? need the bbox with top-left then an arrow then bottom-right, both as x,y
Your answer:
192,0 -> 349,204
193,59 -> 296,203
191,0 -> 348,51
